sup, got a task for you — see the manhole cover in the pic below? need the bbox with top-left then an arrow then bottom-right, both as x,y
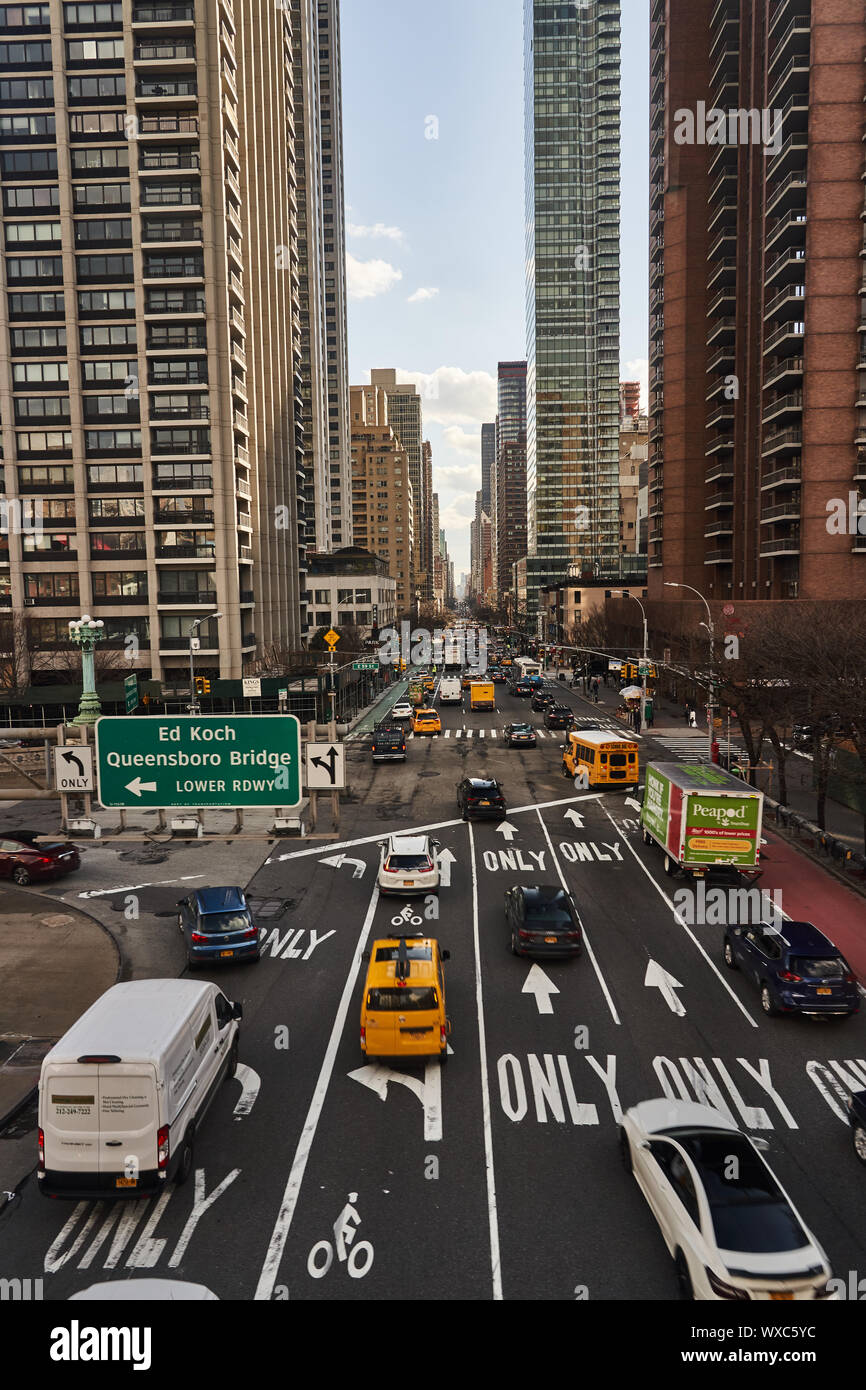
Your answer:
39,914 -> 75,927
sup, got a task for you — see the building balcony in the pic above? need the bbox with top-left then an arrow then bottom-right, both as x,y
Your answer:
707,258 -> 736,292
135,78 -> 197,101
761,426 -> 802,456
765,245 -> 806,288
705,488 -> 734,511
706,401 -> 734,428
707,286 -> 736,317
707,316 -> 736,345
768,13 -> 811,76
763,320 -> 804,354
133,42 -> 196,64
151,473 -> 212,491
761,460 -> 801,490
707,228 -> 736,264
762,390 -> 802,425
706,458 -> 734,483
154,509 -> 213,525
760,499 -> 801,524
704,545 -> 734,565
155,544 -> 215,558
704,517 -> 734,538
139,151 -> 200,172
768,51 -> 810,108
159,636 -> 218,651
136,114 -> 199,138
133,3 -> 196,23
708,166 -> 737,206
766,134 -> 808,183
157,590 -> 217,605
705,433 -> 734,456
149,403 -> 210,422
765,208 -> 807,255
766,169 -> 807,220
708,199 -> 738,236
760,528 -> 800,556
706,374 -> 735,402
709,46 -> 738,94
706,344 -> 735,375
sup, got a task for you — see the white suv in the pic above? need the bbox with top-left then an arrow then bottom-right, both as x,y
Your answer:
377,834 -> 441,896
390,700 -> 413,721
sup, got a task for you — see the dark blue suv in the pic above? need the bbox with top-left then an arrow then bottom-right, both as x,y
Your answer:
722,919 -> 859,1018
178,886 -> 260,968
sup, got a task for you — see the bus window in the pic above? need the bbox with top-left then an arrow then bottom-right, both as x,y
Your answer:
609,753 -> 627,766
599,753 -> 608,764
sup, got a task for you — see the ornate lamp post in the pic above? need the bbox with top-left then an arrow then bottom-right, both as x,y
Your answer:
68,615 -> 105,726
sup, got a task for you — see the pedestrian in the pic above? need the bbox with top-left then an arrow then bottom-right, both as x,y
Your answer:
645,704 -> 654,729
688,708 -> 698,729
633,709 -> 642,734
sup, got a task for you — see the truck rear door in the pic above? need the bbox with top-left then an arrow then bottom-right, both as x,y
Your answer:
96,1064 -> 159,1188
42,1064 -> 101,1182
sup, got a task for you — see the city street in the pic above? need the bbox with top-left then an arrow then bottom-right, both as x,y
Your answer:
4,680 -> 866,1303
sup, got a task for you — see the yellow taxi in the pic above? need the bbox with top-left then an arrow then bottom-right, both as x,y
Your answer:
360,935 -> 451,1062
412,707 -> 441,735
421,675 -> 435,693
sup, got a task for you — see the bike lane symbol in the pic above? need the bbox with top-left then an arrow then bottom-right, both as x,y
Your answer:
307,1193 -> 374,1281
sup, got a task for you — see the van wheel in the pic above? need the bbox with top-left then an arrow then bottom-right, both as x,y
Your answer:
225,1040 -> 239,1080
12,865 -> 30,886
175,1133 -> 194,1186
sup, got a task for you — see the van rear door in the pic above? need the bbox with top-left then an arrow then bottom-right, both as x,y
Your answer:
96,1064 -> 159,1188
41,1063 -> 101,1183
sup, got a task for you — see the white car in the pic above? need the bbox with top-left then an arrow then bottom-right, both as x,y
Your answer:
390,701 -> 413,721
377,833 -> 440,897
620,1099 -> 835,1301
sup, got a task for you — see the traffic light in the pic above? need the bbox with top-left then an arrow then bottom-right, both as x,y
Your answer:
195,677 -> 211,696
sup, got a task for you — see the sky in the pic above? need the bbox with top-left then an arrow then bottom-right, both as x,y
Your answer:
340,0 -> 649,576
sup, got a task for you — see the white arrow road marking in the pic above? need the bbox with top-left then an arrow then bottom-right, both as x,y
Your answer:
125,778 -> 157,797
436,847 -> 456,887
348,1061 -> 442,1142
232,1063 -> 261,1120
644,959 -> 687,1016
563,808 -> 585,828
319,853 -> 366,879
625,796 -> 642,812
495,822 -> 519,841
521,964 -> 560,1015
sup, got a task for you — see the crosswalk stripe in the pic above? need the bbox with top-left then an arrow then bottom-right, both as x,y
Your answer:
455,730 -> 462,739
444,729 -> 451,738
478,730 -> 485,738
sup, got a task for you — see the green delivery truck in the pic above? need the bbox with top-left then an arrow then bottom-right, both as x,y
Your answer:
640,762 -> 764,880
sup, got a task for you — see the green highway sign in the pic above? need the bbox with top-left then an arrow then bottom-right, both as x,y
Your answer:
352,661 -> 378,671
124,673 -> 139,714
95,715 -> 301,809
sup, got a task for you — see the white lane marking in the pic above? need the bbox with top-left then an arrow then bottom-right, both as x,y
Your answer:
254,880 -> 381,1300
444,730 -> 451,738
232,1063 -> 261,1119
522,964 -> 559,1015
267,796 -> 603,865
468,820 -> 503,1301
348,1061 -> 442,1142
599,804 -> 759,1029
534,809 -> 620,1026
644,960 -> 686,1016
78,873 -> 205,900
455,730 -> 463,740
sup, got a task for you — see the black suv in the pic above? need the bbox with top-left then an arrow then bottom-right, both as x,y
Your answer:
371,723 -> 407,761
530,689 -> 553,712
457,777 -> 506,821
544,704 -> 574,731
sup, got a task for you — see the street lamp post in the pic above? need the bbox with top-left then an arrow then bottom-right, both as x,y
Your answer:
68,615 -> 106,726
611,590 -> 649,731
188,612 -> 222,714
664,581 -> 715,760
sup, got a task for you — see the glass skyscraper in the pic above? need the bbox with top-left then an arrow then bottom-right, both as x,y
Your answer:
524,0 -> 622,614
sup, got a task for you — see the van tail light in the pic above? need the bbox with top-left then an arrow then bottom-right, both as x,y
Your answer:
157,1124 -> 170,1170
360,1027 -> 366,1047
190,931 -> 208,943
440,1027 -> 447,1048
778,970 -> 802,983
37,1127 -> 45,1171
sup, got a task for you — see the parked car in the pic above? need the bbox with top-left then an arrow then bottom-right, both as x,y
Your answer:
722,919 -> 859,1018
503,722 -> 537,748
457,776 -> 506,821
544,704 -> 574,731
177,886 -> 260,968
0,833 -> 80,885
620,1099 -> 835,1301
377,833 -> 440,896
370,723 -> 407,761
505,885 -> 582,957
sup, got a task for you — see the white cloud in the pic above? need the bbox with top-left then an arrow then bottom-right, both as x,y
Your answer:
440,426 -> 479,458
386,365 -> 497,427
347,221 -> 404,242
407,287 -> 439,303
347,254 -> 403,301
435,461 -> 480,482
623,357 -> 649,414
438,493 -> 477,532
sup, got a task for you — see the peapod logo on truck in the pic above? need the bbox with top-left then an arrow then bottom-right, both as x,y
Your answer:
691,801 -> 749,823
686,792 -> 760,864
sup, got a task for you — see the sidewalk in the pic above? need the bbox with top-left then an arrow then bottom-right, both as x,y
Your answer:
0,886 -> 119,1196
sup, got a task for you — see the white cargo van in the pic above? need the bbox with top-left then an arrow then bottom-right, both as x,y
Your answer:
38,979 -> 242,1199
438,676 -> 462,704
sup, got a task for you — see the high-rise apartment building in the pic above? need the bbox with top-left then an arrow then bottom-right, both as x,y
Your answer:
648,0 -> 866,604
293,0 -> 351,563
481,419 -> 496,598
619,414 -> 648,554
349,384 -> 413,615
524,0 -> 622,615
0,0 -> 310,689
619,380 -> 640,422
422,437 -> 433,598
493,361 -> 527,602
369,369 -> 428,598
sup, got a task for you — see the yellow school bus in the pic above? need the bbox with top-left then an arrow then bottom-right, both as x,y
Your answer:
561,729 -> 640,788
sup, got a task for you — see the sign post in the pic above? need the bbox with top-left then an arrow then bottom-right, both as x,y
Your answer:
95,715 -> 302,809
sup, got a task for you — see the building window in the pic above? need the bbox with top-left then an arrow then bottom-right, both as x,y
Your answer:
92,571 -> 147,598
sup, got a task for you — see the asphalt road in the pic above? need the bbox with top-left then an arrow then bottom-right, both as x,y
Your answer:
4,677 -> 866,1302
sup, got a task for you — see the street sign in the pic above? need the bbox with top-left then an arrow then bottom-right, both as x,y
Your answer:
305,741 -> 346,790
352,661 -> 378,671
54,745 -> 94,794
323,628 -> 340,651
242,677 -> 262,697
95,715 -> 301,808
124,673 -> 138,714
278,688 -> 288,701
